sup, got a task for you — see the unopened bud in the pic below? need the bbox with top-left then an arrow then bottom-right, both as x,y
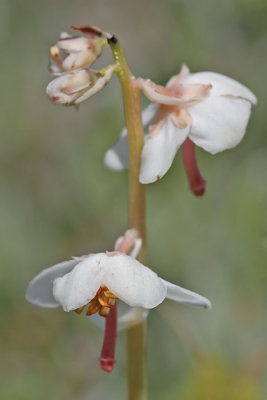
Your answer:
49,29 -> 108,75
46,65 -> 116,106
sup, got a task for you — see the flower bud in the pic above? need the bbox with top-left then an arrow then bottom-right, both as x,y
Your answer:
46,65 -> 116,106
49,27 -> 108,74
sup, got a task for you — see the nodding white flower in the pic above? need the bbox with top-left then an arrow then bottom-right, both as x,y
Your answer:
46,65 -> 116,106
26,250 -> 211,372
104,65 -> 257,189
49,25 -> 107,74
26,251 -> 211,321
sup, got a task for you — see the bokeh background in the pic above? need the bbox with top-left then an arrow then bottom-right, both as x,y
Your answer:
0,0 -> 266,399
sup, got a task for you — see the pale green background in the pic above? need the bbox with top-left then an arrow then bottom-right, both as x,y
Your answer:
0,0 -> 266,399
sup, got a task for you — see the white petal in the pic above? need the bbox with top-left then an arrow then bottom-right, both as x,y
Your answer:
103,127 -> 129,170
162,279 -> 212,309
46,74 -> 78,105
53,253 -> 105,311
62,53 -> 78,71
184,72 -> 257,104
88,302 -> 148,332
116,303 -> 149,330
58,36 -> 91,52
25,260 -> 78,308
74,65 -> 115,104
139,117 -> 190,183
188,96 -> 252,154
104,104 -> 158,171
61,70 -> 92,94
101,253 -> 167,308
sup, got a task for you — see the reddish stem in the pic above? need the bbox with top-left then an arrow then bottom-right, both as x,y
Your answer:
99,304 -> 117,373
182,138 -> 206,196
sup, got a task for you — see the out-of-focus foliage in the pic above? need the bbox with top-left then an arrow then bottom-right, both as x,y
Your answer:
0,0 -> 266,399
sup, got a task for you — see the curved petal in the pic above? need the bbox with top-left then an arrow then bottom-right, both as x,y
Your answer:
104,103 -> 158,171
46,74 -> 79,104
58,36 -> 91,52
88,302 -> 149,331
101,253 -> 167,309
53,253 -> 105,311
74,65 -> 115,104
25,260 -> 78,308
103,127 -> 128,171
184,72 -> 257,104
139,116 -> 190,183
161,279 -> 211,309
188,96 -> 252,154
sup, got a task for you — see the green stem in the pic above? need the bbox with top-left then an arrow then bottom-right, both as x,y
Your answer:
109,36 -> 147,400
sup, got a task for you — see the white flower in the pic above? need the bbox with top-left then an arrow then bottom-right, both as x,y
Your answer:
46,65 -> 115,106
104,65 -> 257,184
26,251 -> 211,330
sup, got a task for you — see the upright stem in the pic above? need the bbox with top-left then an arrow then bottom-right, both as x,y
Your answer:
109,36 -> 147,400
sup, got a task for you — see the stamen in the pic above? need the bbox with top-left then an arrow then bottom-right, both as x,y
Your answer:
99,304 -> 117,373
182,138 -> 206,196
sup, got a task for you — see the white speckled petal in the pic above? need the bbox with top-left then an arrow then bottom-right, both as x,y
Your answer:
26,260 -> 78,308
188,96 -> 252,154
88,302 -> 149,331
140,117 -> 190,183
104,103 -> 158,171
184,72 -> 257,104
53,253 -> 105,312
162,279 -> 212,309
101,253 -> 167,308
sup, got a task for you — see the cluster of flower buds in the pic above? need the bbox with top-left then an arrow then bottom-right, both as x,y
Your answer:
46,25 -> 116,105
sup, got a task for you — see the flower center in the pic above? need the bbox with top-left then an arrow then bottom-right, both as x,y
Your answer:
74,286 -> 118,317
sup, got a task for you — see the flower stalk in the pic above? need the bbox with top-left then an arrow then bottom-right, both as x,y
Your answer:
108,36 -> 147,400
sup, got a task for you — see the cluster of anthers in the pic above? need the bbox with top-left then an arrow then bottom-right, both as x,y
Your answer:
75,286 -> 117,317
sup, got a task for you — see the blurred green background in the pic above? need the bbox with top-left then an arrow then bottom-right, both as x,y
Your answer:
0,0 -> 266,399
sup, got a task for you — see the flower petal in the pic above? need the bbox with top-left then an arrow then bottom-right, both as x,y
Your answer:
139,116 -> 190,183
88,302 -> 149,331
184,72 -> 257,104
53,253 -> 105,311
46,74 -> 79,104
161,279 -> 212,309
104,103 -> 158,171
25,260 -> 78,308
74,65 -> 115,104
58,36 -> 91,52
140,79 -> 189,106
188,96 -> 252,154
101,253 -> 167,308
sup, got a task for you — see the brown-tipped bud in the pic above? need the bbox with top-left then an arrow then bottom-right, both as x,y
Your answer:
48,29 -> 107,75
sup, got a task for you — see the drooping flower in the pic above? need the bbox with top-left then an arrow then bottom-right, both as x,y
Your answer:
104,65 -> 257,193
26,251 -> 211,371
